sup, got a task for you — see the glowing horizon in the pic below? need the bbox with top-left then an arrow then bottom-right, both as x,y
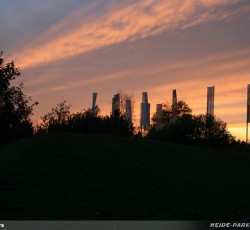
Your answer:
1,0 -> 249,140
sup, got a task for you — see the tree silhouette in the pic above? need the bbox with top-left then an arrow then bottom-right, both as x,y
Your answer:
0,51 -> 38,143
117,89 -> 136,123
68,106 -> 102,134
149,100 -> 235,147
38,100 -> 71,132
151,100 -> 192,127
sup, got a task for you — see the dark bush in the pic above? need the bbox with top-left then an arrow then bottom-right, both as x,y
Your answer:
148,100 -> 237,149
38,103 -> 134,137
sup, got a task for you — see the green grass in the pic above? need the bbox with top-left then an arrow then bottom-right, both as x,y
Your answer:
0,132 -> 250,220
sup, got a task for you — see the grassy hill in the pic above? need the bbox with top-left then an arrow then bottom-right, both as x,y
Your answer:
0,132 -> 250,220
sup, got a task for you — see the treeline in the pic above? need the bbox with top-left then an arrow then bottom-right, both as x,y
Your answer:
35,100 -> 250,151
0,51 -> 249,151
37,101 -> 134,136
148,101 -> 248,150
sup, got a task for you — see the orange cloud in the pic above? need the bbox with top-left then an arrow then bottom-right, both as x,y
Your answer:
12,0 -> 244,69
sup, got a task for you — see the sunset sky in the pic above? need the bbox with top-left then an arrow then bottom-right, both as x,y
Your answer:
1,0 -> 250,140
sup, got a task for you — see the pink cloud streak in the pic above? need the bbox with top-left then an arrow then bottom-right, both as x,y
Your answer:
11,0 -> 244,69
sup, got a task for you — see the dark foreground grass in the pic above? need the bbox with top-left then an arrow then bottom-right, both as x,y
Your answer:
0,132 -> 250,220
